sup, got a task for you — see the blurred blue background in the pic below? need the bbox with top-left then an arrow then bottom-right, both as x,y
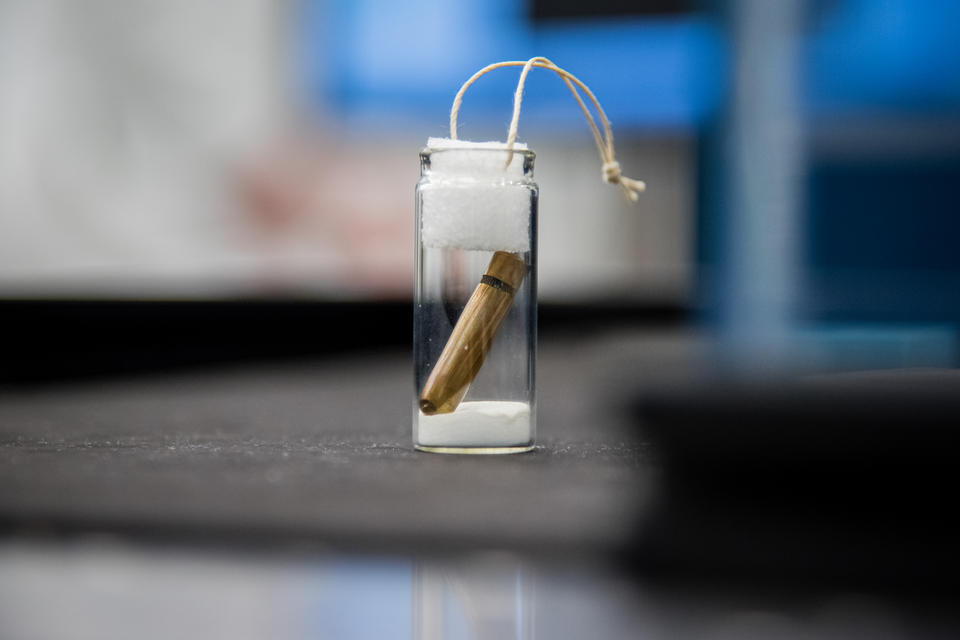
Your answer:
304,0 -> 723,132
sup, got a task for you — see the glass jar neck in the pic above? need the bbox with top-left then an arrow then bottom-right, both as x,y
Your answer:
420,148 -> 535,181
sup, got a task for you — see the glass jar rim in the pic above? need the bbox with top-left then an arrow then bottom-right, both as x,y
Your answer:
420,146 -> 536,160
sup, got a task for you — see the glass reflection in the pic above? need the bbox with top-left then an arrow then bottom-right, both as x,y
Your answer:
413,553 -> 533,640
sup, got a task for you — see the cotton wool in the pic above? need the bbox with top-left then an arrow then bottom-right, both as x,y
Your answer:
419,138 -> 533,253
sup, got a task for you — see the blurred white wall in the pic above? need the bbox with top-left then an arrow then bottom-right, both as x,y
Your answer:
0,0 -> 288,296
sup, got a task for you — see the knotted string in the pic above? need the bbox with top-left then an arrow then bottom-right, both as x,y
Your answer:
450,57 -> 646,202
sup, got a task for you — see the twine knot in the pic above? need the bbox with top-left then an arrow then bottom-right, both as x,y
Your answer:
602,160 -> 646,202
602,160 -> 622,184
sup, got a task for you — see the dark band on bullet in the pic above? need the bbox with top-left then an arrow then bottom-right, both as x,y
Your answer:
480,274 -> 515,295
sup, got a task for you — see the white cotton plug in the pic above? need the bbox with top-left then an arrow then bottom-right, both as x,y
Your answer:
420,138 -> 533,252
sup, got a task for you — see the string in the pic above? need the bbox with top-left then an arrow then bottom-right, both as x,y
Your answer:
449,57 -> 645,202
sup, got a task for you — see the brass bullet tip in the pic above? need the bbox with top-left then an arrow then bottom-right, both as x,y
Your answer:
419,398 -> 437,415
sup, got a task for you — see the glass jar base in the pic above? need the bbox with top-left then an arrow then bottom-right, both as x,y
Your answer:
414,444 -> 535,455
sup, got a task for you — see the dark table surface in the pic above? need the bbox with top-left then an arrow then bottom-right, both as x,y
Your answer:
0,330 -> 670,556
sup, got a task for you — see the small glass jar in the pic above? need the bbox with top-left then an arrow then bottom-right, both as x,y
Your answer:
413,142 -> 537,453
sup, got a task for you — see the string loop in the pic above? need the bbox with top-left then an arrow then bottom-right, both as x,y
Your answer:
449,57 -> 645,202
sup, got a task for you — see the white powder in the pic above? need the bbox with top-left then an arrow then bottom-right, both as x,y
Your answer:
421,138 -> 533,253
416,401 -> 532,448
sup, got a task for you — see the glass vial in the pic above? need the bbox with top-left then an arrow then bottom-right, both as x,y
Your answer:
414,142 -> 537,454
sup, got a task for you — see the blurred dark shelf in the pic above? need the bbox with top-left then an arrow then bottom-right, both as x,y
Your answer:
530,0 -> 693,20
0,299 -> 687,384
632,370 -> 960,591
